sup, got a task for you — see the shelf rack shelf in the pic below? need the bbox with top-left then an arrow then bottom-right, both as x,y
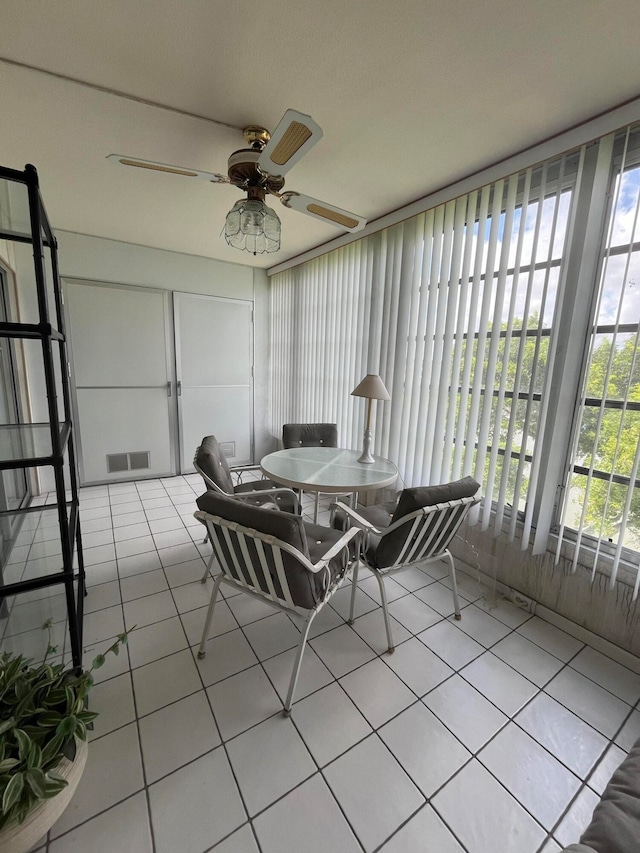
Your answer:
0,163 -> 85,668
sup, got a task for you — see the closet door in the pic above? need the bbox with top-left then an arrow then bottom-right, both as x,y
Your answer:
174,293 -> 253,472
65,280 -> 175,483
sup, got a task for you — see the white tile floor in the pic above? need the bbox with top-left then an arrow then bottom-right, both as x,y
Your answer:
3,473 -> 640,853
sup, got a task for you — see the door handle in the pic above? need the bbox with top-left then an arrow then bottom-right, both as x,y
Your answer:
177,381 -> 182,396
167,381 -> 172,397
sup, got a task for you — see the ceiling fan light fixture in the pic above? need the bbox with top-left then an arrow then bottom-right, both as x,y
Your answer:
224,198 -> 281,255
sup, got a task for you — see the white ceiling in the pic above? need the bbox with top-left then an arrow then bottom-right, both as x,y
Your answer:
1,0 -> 640,269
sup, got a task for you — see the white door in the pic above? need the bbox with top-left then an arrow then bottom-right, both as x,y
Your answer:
65,280 -> 176,483
174,293 -> 253,471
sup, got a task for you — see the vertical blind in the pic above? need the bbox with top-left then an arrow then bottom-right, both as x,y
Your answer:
556,126 -> 640,591
270,149 -> 582,543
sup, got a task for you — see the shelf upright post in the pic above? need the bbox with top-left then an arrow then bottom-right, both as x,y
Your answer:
24,164 -> 83,667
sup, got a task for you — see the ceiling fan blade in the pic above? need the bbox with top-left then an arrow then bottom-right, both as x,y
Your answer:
258,110 -> 323,177
106,154 -> 229,183
280,192 -> 367,232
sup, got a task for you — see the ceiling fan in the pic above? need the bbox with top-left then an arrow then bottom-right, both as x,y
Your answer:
107,109 -> 367,255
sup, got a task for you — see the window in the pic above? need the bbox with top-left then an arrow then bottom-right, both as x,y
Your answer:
559,135 -> 640,575
270,121 -> 640,592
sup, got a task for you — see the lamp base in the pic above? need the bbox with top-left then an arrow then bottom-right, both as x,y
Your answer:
357,429 -> 375,464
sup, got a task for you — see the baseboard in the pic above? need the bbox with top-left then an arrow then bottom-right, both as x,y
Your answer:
455,561 -> 640,676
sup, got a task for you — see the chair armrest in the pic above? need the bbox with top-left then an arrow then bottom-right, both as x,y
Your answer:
312,526 -> 361,571
332,501 -> 383,534
230,464 -> 266,485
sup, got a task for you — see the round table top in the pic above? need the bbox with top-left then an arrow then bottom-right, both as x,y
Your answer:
260,447 -> 398,493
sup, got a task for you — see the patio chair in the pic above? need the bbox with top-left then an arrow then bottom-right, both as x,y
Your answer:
333,476 -> 480,652
195,490 -> 360,715
282,422 -> 346,522
194,435 -> 299,513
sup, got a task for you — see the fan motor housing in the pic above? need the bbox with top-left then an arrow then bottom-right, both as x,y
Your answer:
227,149 -> 285,194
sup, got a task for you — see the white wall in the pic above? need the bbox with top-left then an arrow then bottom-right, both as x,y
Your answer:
4,230 -> 272,490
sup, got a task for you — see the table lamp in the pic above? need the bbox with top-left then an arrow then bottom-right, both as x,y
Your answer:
351,374 -> 391,464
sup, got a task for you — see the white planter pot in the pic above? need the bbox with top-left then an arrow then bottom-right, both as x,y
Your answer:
0,738 -> 88,853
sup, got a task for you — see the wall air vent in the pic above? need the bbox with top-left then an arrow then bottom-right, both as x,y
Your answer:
129,451 -> 151,470
219,441 -> 235,459
106,451 -> 151,473
106,453 -> 129,473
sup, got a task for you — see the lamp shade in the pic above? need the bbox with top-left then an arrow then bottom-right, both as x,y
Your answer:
351,374 -> 390,401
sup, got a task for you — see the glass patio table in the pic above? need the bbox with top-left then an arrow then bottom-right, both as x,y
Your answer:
260,447 -> 398,520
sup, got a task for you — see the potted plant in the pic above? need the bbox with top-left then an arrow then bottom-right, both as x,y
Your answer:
0,621 -> 130,853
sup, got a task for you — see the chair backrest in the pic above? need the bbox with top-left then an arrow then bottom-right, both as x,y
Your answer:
375,476 -> 480,569
194,435 -> 235,495
196,491 -> 329,610
283,423 -> 338,448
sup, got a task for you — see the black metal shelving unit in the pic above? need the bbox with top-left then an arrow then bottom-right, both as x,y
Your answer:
0,163 -> 85,667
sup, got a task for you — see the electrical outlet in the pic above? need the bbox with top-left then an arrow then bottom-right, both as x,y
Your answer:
510,590 -> 535,613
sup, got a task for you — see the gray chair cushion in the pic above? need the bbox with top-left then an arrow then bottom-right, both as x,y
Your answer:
283,423 -> 338,448
196,436 -> 297,513
575,737 -> 640,853
195,435 -> 234,494
196,491 -> 347,609
391,476 -> 480,523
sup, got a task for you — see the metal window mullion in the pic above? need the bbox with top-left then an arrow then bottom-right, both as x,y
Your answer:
480,173 -> 520,530
495,168 -> 533,532
533,138 -> 612,557
453,188 -> 488,478
522,156 -> 569,542
572,181 -> 637,573
469,179 -> 504,522
458,185 -> 492,487
507,168 -> 550,539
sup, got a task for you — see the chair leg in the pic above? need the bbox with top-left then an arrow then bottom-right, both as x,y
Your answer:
201,552 -> 215,584
313,492 -> 319,523
375,572 -> 395,653
348,559 -> 360,624
197,572 -> 224,658
283,611 -> 315,716
446,551 -> 462,620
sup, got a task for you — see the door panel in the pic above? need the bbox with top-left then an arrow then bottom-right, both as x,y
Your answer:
76,388 -> 173,482
174,293 -> 253,471
180,387 -> 252,470
65,280 -> 175,484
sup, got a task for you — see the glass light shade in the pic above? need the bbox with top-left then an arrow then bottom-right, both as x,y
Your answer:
224,198 -> 281,255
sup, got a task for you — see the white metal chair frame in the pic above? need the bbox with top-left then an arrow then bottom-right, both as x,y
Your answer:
333,494 -> 479,653
193,456 -> 300,513
195,509 -> 360,714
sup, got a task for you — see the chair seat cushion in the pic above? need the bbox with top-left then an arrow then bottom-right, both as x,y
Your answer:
304,521 -> 353,587
234,479 -> 298,513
